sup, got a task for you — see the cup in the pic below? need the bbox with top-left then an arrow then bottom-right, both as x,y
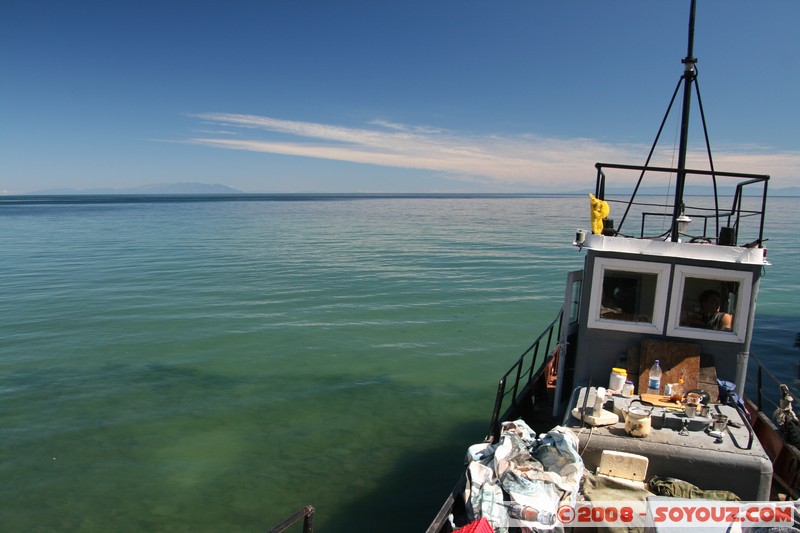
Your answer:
713,415 -> 728,432
685,402 -> 698,418
686,392 -> 701,405
699,404 -> 710,417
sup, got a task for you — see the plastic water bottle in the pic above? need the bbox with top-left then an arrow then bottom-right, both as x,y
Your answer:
647,359 -> 662,395
507,503 -> 554,526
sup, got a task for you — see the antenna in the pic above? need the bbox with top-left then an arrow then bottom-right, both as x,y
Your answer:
670,0 -> 697,242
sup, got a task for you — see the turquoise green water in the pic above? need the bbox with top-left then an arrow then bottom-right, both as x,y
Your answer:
1,195 -> 797,532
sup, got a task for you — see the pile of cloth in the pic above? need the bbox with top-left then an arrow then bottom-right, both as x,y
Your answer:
463,420 -> 584,532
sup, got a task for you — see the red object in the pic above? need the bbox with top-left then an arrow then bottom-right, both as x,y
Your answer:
453,516 -> 494,533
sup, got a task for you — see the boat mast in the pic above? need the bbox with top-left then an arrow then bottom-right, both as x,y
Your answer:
670,0 -> 697,242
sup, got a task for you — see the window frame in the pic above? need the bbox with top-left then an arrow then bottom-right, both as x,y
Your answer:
666,265 -> 752,343
587,257 -> 671,334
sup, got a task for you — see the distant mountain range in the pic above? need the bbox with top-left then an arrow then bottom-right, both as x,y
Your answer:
749,186 -> 800,197
14,182 -> 800,197
23,182 -> 243,195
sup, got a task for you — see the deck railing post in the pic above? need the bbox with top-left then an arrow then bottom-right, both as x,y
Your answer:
527,342 -> 540,383
268,505 -> 315,533
486,377 -> 508,442
512,360 -> 523,404
757,364 -> 763,411
303,507 -> 315,533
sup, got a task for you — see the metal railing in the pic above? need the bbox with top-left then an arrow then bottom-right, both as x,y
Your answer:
748,352 -> 800,417
485,312 -> 562,442
594,163 -> 769,245
268,506 -> 315,533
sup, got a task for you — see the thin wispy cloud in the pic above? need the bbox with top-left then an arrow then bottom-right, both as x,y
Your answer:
703,149 -> 800,182
185,113 -> 800,189
192,128 -> 239,136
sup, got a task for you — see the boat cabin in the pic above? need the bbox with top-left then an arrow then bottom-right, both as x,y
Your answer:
556,184 -> 768,402
554,162 -> 772,501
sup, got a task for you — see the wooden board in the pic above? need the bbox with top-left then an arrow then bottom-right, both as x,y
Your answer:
637,339 -> 701,396
640,393 -> 683,408
698,366 -> 720,402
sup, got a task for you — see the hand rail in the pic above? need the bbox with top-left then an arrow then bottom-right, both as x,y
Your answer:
747,352 -> 800,415
594,162 -> 769,244
268,505 -> 315,533
485,311 -> 562,442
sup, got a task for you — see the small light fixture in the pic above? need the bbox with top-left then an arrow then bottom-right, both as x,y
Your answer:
676,206 -> 692,235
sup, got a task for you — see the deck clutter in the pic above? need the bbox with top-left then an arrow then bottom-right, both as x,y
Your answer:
566,383 -> 772,502
462,422 -> 582,531
459,370 -> 782,532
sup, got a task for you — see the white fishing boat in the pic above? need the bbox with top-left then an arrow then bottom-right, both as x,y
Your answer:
425,1 -> 800,532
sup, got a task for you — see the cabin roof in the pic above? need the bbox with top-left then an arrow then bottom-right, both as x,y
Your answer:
580,233 -> 769,266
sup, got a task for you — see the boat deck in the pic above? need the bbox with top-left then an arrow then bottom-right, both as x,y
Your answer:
565,387 -> 773,501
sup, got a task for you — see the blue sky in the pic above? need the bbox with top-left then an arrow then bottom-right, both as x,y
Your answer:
2,1 -> 798,194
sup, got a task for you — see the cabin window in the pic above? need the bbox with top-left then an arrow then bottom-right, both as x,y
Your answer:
588,258 -> 670,334
569,278 -> 582,324
667,265 -> 751,343
600,271 -> 657,322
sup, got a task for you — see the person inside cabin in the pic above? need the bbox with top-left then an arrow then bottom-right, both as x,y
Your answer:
698,289 -> 733,331
600,281 -> 634,320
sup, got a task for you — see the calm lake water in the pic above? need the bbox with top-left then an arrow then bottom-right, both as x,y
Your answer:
1,194 -> 797,532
